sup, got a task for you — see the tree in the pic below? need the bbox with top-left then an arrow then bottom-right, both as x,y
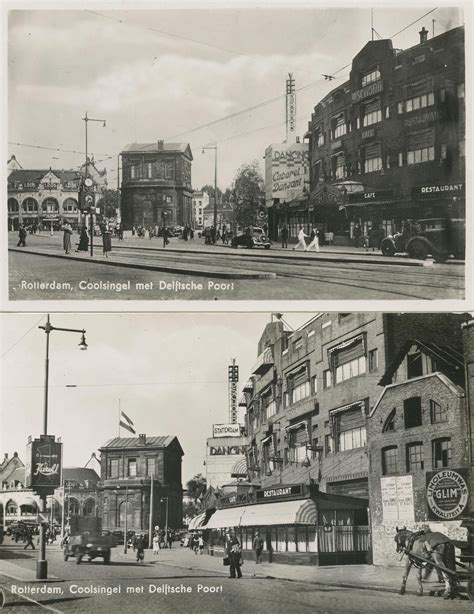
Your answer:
231,161 -> 265,228
186,473 -> 207,503
96,189 -> 119,218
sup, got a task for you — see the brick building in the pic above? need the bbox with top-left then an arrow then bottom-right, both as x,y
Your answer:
99,435 -> 183,534
367,330 -> 473,566
269,25 -> 465,243
120,141 -> 193,230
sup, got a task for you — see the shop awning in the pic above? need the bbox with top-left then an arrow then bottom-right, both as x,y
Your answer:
242,379 -> 254,392
231,458 -> 248,478
238,394 -> 247,407
205,499 -> 318,529
251,347 -> 274,376
188,511 -> 207,530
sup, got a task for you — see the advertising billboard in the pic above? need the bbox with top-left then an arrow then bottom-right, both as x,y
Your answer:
25,435 -> 62,495
265,142 -> 309,206
212,423 -> 241,438
426,468 -> 469,520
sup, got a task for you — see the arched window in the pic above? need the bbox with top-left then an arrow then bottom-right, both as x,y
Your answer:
62,197 -> 78,213
382,408 -> 396,432
42,198 -> 59,213
8,198 -> 19,213
83,499 -> 96,517
68,498 -> 80,516
6,500 -> 18,515
22,197 -> 39,213
118,501 -> 132,528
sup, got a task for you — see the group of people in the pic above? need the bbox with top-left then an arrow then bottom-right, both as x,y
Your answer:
290,225 -> 321,252
189,532 -> 204,554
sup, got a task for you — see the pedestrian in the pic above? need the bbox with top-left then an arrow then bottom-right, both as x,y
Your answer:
17,224 -> 27,247
190,228 -> 194,240
307,226 -> 320,252
281,224 -> 289,249
76,225 -> 89,252
211,226 -> 216,244
24,528 -> 35,550
152,531 -> 160,555
62,221 -> 73,254
226,531 -> 242,579
198,533 -> 204,554
132,225 -> 136,237
101,222 -> 112,257
148,227 -> 153,240
136,534 -> 145,563
292,225 -> 308,251
193,533 -> 199,554
154,224 -> 159,238
162,226 -> 169,248
221,225 -> 227,244
353,223 -> 362,248
253,530 -> 264,564
168,531 -> 173,549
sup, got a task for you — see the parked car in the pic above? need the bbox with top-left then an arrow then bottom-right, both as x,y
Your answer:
231,227 -> 271,249
380,218 -> 465,262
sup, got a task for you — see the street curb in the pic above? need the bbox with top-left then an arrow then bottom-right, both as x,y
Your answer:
8,248 -> 277,280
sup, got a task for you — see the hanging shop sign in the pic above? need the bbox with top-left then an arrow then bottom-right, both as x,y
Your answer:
256,484 -> 304,501
25,435 -> 63,495
411,183 -> 464,200
212,424 -> 241,438
426,468 -> 469,520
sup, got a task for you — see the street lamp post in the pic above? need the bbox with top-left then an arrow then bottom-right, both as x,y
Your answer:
161,497 -> 169,547
82,111 -> 106,258
36,314 -> 87,580
202,144 -> 218,237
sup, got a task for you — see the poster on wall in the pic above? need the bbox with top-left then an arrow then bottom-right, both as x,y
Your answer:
264,142 -> 309,205
381,475 -> 415,522
426,468 -> 469,520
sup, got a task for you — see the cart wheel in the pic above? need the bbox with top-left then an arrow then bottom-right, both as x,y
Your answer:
408,240 -> 428,260
467,577 -> 474,601
381,240 -> 395,257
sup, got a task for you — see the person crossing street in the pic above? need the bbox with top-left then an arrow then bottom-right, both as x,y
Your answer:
293,225 -> 308,251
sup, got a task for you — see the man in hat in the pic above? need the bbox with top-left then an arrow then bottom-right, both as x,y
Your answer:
252,530 -> 264,564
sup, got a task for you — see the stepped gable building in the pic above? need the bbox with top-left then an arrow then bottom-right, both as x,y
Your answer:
270,25 -> 465,244
99,434 -> 184,534
368,324 -> 474,566
240,313 -> 469,500
120,141 -> 193,230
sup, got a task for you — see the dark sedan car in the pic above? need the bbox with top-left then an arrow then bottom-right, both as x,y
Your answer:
231,227 -> 271,249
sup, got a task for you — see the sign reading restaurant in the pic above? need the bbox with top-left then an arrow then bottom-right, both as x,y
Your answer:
426,468 -> 469,520
255,484 -> 303,501
411,183 -> 464,199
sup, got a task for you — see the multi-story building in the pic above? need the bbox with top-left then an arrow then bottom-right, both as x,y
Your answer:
7,160 -> 107,231
202,199 -> 234,231
368,321 -> 474,565
120,141 -> 193,230
269,25 -> 465,243
192,190 -> 209,228
99,434 -> 184,535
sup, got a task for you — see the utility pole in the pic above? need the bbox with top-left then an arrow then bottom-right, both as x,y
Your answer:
148,470 -> 154,549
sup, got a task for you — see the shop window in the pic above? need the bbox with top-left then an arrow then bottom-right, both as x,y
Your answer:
108,458 -> 119,478
368,349 -> 378,372
433,438 -> 451,469
404,397 -> 422,429
128,458 -> 137,477
323,369 -> 332,389
407,351 -> 423,378
406,442 -> 424,471
362,68 -> 381,87
382,408 -> 396,432
382,446 -> 399,475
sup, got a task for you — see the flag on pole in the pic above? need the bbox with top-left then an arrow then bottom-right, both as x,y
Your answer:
120,410 -> 136,435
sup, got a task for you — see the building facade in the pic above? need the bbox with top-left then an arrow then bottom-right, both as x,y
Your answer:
192,190 -> 209,228
99,434 -> 183,534
7,161 -> 107,231
120,141 -> 193,230
205,424 -> 247,489
269,25 -> 465,243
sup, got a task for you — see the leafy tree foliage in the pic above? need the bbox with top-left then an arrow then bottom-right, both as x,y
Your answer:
186,473 -> 207,502
96,189 -> 119,218
231,161 -> 264,228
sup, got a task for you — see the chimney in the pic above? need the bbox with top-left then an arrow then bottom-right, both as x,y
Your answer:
138,433 -> 147,445
419,27 -> 428,44
157,140 -> 164,151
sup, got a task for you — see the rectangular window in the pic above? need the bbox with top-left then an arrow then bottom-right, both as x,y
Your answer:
325,434 -> 333,455
311,375 -> 318,394
382,446 -> 398,475
291,380 -> 310,404
362,100 -> 382,128
361,68 -> 381,87
404,397 -> 422,428
407,442 -> 424,471
293,338 -> 303,353
433,438 -> 451,469
109,459 -> 119,478
323,369 -> 332,389
146,458 -> 155,477
364,155 -> 382,173
398,152 -> 403,166
368,349 -> 378,372
339,426 -> 366,451
147,162 -> 152,178
165,162 -> 175,180
131,165 -> 136,179
441,144 -> 447,160
332,115 -> 346,139
405,91 -> 434,113
128,458 -> 137,477
335,356 -> 366,384
334,154 -> 345,179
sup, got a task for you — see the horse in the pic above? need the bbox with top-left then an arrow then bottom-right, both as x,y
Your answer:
394,527 -> 458,599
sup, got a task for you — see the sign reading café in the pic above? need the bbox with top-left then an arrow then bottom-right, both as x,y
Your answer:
426,468 -> 469,520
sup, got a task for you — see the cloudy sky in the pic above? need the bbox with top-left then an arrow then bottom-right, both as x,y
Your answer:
7,3 -> 463,190
0,312 -> 313,483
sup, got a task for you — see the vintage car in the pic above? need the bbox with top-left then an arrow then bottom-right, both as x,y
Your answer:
231,227 -> 271,249
380,218 -> 465,262
63,532 -> 114,564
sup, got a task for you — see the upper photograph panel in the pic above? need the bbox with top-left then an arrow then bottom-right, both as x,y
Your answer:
7,7 -> 466,301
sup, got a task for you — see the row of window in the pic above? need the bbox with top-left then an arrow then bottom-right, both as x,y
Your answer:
382,438 -> 452,475
129,160 -> 176,180
108,457 -> 157,478
8,198 -> 78,213
383,398 -> 447,432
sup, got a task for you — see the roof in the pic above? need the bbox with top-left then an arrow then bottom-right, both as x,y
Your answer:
121,142 -> 193,160
63,467 -> 100,484
379,339 -> 464,386
8,169 -> 80,183
5,467 -> 26,485
100,435 -> 181,452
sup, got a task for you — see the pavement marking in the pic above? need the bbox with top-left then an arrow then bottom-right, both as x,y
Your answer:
1,584 -> 64,614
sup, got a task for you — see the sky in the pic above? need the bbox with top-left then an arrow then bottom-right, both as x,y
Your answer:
0,312 -> 313,484
6,3 -> 464,191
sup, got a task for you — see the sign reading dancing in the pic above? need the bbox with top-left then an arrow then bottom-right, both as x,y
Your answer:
228,360 -> 239,424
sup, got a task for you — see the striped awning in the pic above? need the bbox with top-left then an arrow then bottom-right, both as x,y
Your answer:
242,379 -> 254,392
188,511 -> 207,530
231,457 -> 248,478
252,347 -> 274,376
238,394 -> 247,407
205,506 -> 246,529
205,499 -> 318,529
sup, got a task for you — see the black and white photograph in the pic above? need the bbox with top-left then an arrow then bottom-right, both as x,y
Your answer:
0,311 -> 473,611
4,4 -> 468,302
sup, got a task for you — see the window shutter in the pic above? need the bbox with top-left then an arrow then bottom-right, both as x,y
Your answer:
338,407 -> 365,431
407,128 -> 434,150
365,143 -> 381,159
332,339 -> 364,368
365,98 -> 380,113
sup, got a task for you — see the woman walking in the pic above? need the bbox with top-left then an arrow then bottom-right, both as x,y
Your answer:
62,221 -> 73,254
